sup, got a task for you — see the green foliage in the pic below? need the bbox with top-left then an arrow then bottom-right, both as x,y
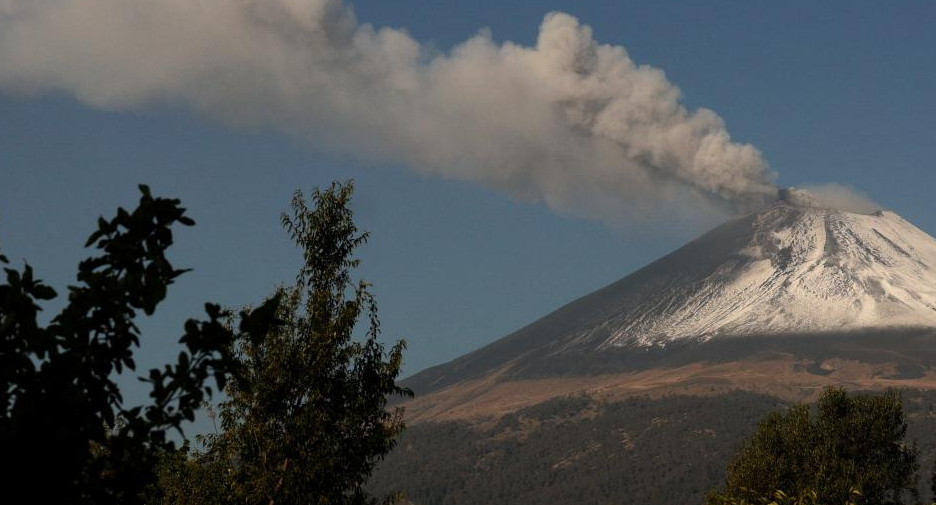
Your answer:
708,387 -> 919,505
707,487 -> 863,505
161,181 -> 410,505
0,185 -> 279,505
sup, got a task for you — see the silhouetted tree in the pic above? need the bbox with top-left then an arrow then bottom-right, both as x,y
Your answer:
0,185 -> 280,505
159,181 -> 411,505
707,387 -> 919,505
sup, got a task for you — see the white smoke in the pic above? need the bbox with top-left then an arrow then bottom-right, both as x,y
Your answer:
0,0 -> 778,222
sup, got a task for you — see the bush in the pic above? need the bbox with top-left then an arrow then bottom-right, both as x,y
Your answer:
708,387 -> 918,505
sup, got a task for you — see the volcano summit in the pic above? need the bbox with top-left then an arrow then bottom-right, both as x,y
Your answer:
587,190 -> 936,348
401,191 -> 936,420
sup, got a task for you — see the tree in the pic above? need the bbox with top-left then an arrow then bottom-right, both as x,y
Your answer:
707,387 -> 919,505
0,185 -> 279,505
160,181 -> 411,505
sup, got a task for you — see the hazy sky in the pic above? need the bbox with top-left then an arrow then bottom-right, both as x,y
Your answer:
2,0 -> 935,409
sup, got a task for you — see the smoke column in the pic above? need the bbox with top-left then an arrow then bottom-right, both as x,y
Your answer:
0,0 -> 779,222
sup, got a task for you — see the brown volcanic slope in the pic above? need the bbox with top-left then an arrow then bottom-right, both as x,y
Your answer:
402,330 -> 936,422
399,199 -> 936,423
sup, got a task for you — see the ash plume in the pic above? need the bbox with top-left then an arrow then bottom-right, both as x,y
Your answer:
0,0 -> 778,223
779,185 -> 881,214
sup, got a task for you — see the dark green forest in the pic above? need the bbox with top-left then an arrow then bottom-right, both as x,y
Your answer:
370,390 -> 936,505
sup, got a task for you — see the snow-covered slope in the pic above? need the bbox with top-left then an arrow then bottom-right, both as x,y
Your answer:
403,194 -> 936,396
584,197 -> 936,348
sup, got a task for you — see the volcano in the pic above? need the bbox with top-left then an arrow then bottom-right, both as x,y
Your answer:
375,192 -> 936,505
400,192 -> 936,421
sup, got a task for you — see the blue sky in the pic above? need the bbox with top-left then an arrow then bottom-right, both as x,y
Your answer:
1,0 -> 935,405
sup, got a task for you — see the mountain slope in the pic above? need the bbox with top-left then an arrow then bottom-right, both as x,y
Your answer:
403,196 -> 936,400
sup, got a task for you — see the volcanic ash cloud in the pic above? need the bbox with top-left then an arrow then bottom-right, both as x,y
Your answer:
0,0 -> 779,222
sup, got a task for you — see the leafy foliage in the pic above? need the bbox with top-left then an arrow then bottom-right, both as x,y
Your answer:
160,181 -> 410,505
0,185 -> 279,504
708,387 -> 919,505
